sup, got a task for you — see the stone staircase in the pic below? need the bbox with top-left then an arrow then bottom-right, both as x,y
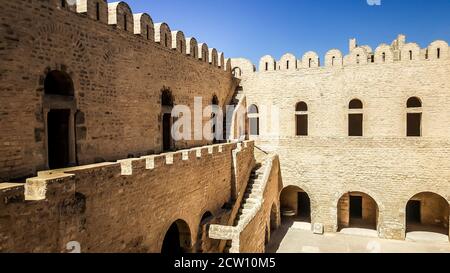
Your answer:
209,154 -> 276,253
224,163 -> 264,253
231,86 -> 244,106
234,165 -> 264,226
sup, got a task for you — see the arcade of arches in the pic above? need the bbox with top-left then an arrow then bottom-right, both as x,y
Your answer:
277,186 -> 449,241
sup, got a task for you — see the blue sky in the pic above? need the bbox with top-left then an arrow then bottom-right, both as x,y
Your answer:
114,0 -> 450,64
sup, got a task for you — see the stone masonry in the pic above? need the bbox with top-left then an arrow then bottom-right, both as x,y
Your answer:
0,0 -> 449,253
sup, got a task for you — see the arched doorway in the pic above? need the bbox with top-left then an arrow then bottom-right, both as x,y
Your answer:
161,219 -> 192,254
196,211 -> 213,253
43,70 -> 76,169
280,186 -> 311,223
211,95 -> 219,144
406,192 -> 449,238
337,192 -> 379,232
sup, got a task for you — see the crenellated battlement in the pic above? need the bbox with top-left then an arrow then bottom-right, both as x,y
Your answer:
0,141 -> 254,202
56,0 -> 231,70
234,35 -> 449,75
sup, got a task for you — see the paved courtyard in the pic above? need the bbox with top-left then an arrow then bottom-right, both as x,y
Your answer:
266,220 -> 450,253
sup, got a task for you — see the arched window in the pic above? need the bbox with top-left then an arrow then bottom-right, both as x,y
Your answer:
211,95 -> 219,143
332,56 -> 335,66
349,99 -> 363,109
248,104 -> 259,136
348,99 -> 363,136
382,52 -> 386,62
232,67 -> 242,77
409,50 -> 413,61
407,97 -> 422,137
44,70 -> 74,96
123,14 -> 127,31
437,48 -> 441,59
286,60 -> 289,69
295,102 -> 308,136
265,62 -> 268,71
407,97 -> 422,108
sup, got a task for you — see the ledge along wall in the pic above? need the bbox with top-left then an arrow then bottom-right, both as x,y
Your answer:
0,141 -> 255,253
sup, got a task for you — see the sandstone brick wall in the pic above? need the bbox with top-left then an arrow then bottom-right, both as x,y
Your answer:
0,0 -> 234,181
0,141 -> 255,253
234,36 -> 450,240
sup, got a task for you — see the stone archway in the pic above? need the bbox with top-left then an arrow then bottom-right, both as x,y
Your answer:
43,68 -> 77,169
280,186 -> 311,223
161,219 -> 192,254
337,192 -> 379,234
406,192 -> 449,241
196,211 -> 213,253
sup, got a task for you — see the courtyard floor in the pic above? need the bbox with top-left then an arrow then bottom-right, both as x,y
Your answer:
266,219 -> 450,253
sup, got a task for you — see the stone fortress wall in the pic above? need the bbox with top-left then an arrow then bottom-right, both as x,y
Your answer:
232,35 -> 450,240
1,0 -> 450,253
0,0 -> 282,254
0,0 -> 235,182
0,141 -> 256,252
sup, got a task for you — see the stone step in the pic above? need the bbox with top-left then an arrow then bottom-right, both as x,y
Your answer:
243,203 -> 257,210
252,169 -> 264,175
243,198 -> 258,204
246,188 -> 262,195
250,173 -> 260,179
244,191 -> 261,199
239,208 -> 252,215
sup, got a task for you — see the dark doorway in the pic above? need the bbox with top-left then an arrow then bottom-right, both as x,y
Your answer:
161,220 -> 191,254
350,196 -> 363,219
297,192 -> 311,220
407,113 -> 422,137
406,200 -> 421,223
161,223 -> 182,254
348,114 -> 363,136
163,113 -> 172,151
296,115 -> 308,136
47,109 -> 71,169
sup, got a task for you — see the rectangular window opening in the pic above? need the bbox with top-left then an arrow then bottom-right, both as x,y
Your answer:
96,2 -> 100,21
407,113 -> 422,137
348,114 -> 363,137
296,115 -> 308,136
